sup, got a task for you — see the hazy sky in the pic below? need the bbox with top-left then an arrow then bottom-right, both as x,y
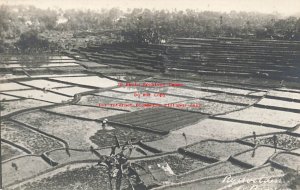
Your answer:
1,0 -> 299,16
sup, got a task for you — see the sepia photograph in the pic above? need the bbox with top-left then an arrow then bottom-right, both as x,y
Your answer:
0,0 -> 299,189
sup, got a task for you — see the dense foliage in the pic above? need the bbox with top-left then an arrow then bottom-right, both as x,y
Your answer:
1,4 -> 300,50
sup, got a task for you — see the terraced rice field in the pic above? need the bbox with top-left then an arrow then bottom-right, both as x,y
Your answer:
106,107 -> 207,133
233,146 -> 277,166
49,86 -> 93,96
45,104 -> 126,120
217,107 -> 300,128
0,94 -> 21,101
13,111 -> 112,149
143,132 -> 207,152
0,82 -> 30,91
1,142 -> 25,161
1,121 -> 64,154
2,39 -> 300,189
243,133 -> 300,150
135,153 -> 209,175
177,161 -> 247,182
47,145 -> 153,164
256,98 -> 300,110
2,156 -> 51,187
4,89 -> 71,103
190,86 -> 255,95
148,87 -> 216,98
77,95 -> 144,111
112,86 -> 141,92
90,123 -> 162,147
180,99 -> 245,114
19,79 -> 71,89
267,90 -> 300,100
271,152 -> 300,170
7,163 -> 111,190
0,99 -> 52,116
173,119 -> 284,140
184,141 -> 251,160
203,93 -> 259,105
51,76 -> 118,88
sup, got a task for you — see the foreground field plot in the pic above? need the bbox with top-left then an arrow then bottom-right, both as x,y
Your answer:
184,141 -> 251,160
106,107 -> 207,133
77,95 -> 144,111
90,123 -> 162,147
96,90 -> 190,104
135,153 -> 209,175
173,119 -> 284,141
243,134 -> 300,150
13,111 -> 111,149
271,152 -> 300,170
143,132 -> 206,152
51,76 -> 118,88
0,99 -> 52,116
19,79 -> 71,89
203,93 -> 259,105
2,156 -> 51,187
190,86 -> 255,95
0,82 -> 30,91
47,145 -> 154,164
0,94 -> 20,101
267,90 -> 300,100
4,89 -> 71,103
217,107 -> 300,128
233,146 -> 277,166
181,99 -> 244,114
177,161 -> 247,182
159,164 -> 285,190
2,121 -> 63,154
45,104 -> 126,120
256,98 -> 300,110
49,86 -> 93,96
7,163 -> 111,190
1,142 -> 25,161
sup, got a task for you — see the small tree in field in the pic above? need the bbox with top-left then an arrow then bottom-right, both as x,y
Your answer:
90,136 -> 155,190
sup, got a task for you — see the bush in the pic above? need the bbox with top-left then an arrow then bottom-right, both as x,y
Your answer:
15,30 -> 50,52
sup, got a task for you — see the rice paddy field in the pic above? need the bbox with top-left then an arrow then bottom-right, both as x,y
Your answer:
1,142 -> 26,161
184,141 -> 252,160
1,38 -> 300,190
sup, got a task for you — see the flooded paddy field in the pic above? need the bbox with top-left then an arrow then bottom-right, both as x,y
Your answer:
1,142 -> 26,161
243,133 -> 300,150
0,98 -> 52,116
1,44 -> 300,190
1,121 -> 64,154
2,156 -> 52,187
183,141 -> 252,160
45,104 -> 126,120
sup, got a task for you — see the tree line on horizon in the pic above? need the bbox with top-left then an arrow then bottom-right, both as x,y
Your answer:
1,5 -> 300,52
